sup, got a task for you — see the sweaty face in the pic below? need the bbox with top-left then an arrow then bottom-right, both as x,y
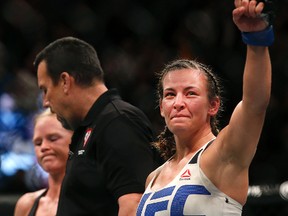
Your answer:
160,68 -> 216,136
33,114 -> 72,174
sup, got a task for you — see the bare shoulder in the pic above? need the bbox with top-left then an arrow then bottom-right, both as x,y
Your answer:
14,189 -> 46,216
145,170 -> 156,187
145,166 -> 163,188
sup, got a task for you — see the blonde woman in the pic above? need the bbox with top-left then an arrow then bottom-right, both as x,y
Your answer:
14,109 -> 72,216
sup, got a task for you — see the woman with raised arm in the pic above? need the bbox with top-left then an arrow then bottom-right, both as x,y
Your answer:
136,0 -> 273,215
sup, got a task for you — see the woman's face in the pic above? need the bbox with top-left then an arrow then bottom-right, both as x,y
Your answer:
160,68 -> 218,136
33,114 -> 72,175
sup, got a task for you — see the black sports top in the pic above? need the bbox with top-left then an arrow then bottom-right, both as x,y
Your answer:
28,189 -> 48,216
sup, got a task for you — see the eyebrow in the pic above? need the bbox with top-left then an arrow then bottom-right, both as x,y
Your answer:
164,86 -> 199,91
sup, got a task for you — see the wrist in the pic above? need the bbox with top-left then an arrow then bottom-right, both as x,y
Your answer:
241,25 -> 274,46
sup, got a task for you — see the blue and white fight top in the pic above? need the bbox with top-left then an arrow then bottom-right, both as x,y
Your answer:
136,140 -> 242,216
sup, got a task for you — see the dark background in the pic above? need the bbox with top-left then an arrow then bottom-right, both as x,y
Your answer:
0,0 -> 288,215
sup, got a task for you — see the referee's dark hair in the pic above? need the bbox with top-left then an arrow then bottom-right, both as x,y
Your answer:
34,36 -> 104,86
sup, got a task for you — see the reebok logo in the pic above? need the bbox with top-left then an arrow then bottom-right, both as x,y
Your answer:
180,169 -> 191,180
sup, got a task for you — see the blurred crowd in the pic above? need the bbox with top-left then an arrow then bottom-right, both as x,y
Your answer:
0,0 -> 288,208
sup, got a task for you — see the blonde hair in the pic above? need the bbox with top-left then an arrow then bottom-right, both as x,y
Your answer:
34,108 -> 54,126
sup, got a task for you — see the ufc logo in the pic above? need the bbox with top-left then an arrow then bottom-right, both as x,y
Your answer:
137,185 -> 210,216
